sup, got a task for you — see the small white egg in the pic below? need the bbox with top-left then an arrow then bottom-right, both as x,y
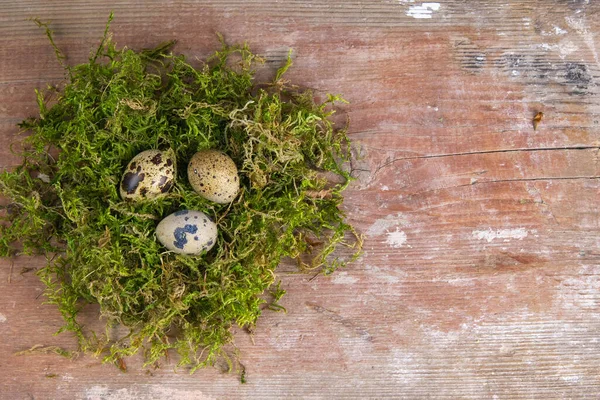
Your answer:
156,210 -> 217,255
187,150 -> 239,204
120,149 -> 177,201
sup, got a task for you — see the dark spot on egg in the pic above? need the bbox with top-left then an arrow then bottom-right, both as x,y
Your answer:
136,166 -> 142,173
129,162 -> 137,171
206,239 -> 214,247
194,236 -> 199,241
203,219 -> 207,223
160,180 -> 173,193
184,217 -> 189,221
121,172 -> 146,195
150,153 -> 162,165
166,159 -> 173,167
139,187 -> 148,196
173,224 -> 198,249
157,175 -> 168,187
234,176 -> 238,182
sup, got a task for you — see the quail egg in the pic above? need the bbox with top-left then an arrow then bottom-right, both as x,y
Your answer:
120,149 -> 176,201
156,210 -> 218,254
187,150 -> 239,204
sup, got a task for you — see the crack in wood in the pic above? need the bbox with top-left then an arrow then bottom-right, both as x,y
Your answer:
306,301 -> 372,342
385,145 -> 599,162
367,146 -> 600,186
485,176 -> 600,183
406,176 -> 600,198
525,182 -> 560,226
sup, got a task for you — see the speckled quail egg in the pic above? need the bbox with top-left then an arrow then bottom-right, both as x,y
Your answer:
120,149 -> 177,201
187,150 -> 239,204
156,210 -> 218,254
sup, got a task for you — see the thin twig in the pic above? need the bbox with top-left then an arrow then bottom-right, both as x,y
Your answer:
8,260 -> 14,283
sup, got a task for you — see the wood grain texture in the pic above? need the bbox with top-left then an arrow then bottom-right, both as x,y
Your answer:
2,1 -> 600,399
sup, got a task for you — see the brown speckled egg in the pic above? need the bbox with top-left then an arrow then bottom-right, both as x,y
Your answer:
187,150 -> 239,204
120,149 -> 177,201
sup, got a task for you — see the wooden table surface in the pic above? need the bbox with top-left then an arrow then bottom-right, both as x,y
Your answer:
2,1 -> 600,399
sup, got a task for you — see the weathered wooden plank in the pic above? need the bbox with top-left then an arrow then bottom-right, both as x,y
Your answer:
2,1 -> 600,399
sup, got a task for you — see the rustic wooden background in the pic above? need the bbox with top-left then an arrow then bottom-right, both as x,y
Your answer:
2,1 -> 600,399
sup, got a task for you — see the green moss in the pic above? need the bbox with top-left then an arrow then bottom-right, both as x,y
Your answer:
1,14 -> 361,373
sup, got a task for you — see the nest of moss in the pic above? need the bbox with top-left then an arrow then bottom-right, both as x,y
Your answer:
0,14 -> 361,373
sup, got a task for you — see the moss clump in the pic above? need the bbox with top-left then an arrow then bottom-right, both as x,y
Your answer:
0,14 -> 361,373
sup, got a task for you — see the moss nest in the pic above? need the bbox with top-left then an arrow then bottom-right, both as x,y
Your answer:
0,14 -> 361,374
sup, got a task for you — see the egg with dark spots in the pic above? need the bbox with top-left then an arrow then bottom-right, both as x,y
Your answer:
156,210 -> 218,254
187,150 -> 239,204
120,149 -> 177,201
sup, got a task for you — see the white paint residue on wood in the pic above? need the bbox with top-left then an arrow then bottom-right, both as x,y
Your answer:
443,277 -> 476,287
386,229 -> 407,248
559,39 -> 579,59
472,228 -> 529,243
554,26 -> 568,35
537,41 -> 578,59
405,3 -> 440,19
332,271 -> 359,285
542,26 -> 568,36
554,266 -> 600,312
391,349 -> 422,384
561,375 -> 581,383
0,313 -> 6,323
86,387 -> 137,400
566,15 -> 600,66
388,314 -> 590,394
367,213 -> 408,236
365,264 -> 405,283
268,329 -> 301,350
85,386 -> 216,400
151,387 -> 216,400
379,274 -> 401,284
